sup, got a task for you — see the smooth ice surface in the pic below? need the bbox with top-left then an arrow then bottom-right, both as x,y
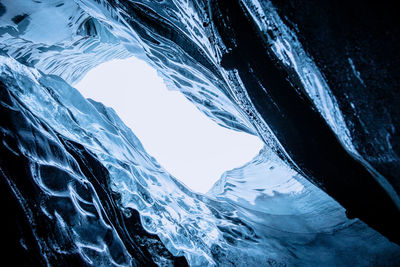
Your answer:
75,58 -> 264,193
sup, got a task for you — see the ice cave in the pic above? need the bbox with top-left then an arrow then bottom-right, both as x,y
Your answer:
74,57 -> 264,193
0,0 -> 399,266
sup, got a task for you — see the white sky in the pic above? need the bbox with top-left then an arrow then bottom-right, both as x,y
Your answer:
75,58 -> 263,193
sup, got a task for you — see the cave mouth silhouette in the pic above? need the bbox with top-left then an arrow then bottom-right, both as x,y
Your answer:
75,57 -> 264,194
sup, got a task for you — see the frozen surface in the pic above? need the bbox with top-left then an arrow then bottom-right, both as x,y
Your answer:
75,57 -> 263,193
1,0 -> 399,265
1,54 -> 399,265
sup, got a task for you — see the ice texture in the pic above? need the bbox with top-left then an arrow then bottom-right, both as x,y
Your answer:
1,0 -> 399,266
1,53 -> 399,265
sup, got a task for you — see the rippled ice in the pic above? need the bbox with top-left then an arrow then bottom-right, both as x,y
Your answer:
1,0 -> 399,265
1,54 -> 398,266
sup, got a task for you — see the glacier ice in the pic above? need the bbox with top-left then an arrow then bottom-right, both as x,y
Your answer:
1,52 -> 399,265
75,57 -> 263,193
0,0 -> 399,266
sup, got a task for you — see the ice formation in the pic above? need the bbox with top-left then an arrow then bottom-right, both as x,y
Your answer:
0,0 -> 399,266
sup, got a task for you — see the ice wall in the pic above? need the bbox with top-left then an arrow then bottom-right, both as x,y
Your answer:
1,0 -> 399,265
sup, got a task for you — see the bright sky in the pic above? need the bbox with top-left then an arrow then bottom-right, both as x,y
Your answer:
75,58 -> 263,193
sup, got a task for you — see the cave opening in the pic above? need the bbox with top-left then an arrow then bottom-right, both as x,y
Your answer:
74,57 -> 263,193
